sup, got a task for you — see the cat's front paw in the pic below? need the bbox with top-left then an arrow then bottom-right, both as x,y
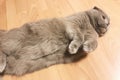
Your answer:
68,43 -> 79,54
83,40 -> 98,53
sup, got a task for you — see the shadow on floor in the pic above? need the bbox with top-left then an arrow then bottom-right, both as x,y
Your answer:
64,48 -> 88,63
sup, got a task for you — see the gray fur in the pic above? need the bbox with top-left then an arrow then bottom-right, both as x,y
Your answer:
0,6 -> 110,76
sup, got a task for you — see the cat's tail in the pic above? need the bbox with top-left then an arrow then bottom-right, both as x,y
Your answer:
0,30 -> 6,48
0,50 -> 6,73
0,30 -> 6,72
0,30 -> 7,80
0,50 -> 6,80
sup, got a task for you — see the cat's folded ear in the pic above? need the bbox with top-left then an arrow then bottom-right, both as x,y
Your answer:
93,6 -> 99,9
93,6 -> 102,11
93,6 -> 104,13
0,51 -> 6,73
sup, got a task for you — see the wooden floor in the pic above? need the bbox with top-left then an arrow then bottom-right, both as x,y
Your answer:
0,0 -> 120,80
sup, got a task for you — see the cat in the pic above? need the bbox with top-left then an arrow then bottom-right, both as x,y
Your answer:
0,6 -> 110,76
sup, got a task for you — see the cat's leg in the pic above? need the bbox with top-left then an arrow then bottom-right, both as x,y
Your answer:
83,39 -> 98,53
80,24 -> 99,53
68,32 -> 84,54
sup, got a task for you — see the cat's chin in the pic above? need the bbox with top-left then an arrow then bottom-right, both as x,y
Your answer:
99,33 -> 104,37
98,33 -> 107,37
96,28 -> 107,37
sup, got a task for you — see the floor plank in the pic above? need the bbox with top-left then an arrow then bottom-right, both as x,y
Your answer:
0,0 -> 7,30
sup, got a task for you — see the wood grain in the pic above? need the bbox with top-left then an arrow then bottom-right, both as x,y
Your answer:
0,0 -> 7,30
0,0 -> 120,80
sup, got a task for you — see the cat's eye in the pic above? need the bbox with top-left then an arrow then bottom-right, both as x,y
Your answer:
102,15 -> 105,19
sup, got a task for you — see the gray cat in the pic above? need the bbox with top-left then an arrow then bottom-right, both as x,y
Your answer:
0,6 -> 110,76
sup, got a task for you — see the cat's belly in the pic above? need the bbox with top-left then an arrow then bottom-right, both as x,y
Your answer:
4,35 -> 68,75
5,43 -> 67,76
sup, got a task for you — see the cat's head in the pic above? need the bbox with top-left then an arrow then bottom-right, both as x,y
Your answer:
87,6 -> 110,37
